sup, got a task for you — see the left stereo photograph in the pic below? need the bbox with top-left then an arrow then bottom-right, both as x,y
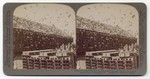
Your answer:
13,4 -> 76,70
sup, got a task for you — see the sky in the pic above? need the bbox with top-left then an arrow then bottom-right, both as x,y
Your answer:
77,4 -> 139,37
13,4 -> 76,42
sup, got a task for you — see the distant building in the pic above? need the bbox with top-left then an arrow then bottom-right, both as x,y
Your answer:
85,50 -> 138,69
22,49 -> 76,69
13,60 -> 23,69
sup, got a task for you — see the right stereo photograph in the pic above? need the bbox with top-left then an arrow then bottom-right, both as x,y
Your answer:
76,4 -> 139,69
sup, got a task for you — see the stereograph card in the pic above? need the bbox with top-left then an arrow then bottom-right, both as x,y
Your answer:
3,3 -> 147,75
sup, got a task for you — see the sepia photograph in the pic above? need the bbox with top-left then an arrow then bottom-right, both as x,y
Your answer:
13,3 -> 139,70
13,4 -> 76,69
76,4 -> 139,69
